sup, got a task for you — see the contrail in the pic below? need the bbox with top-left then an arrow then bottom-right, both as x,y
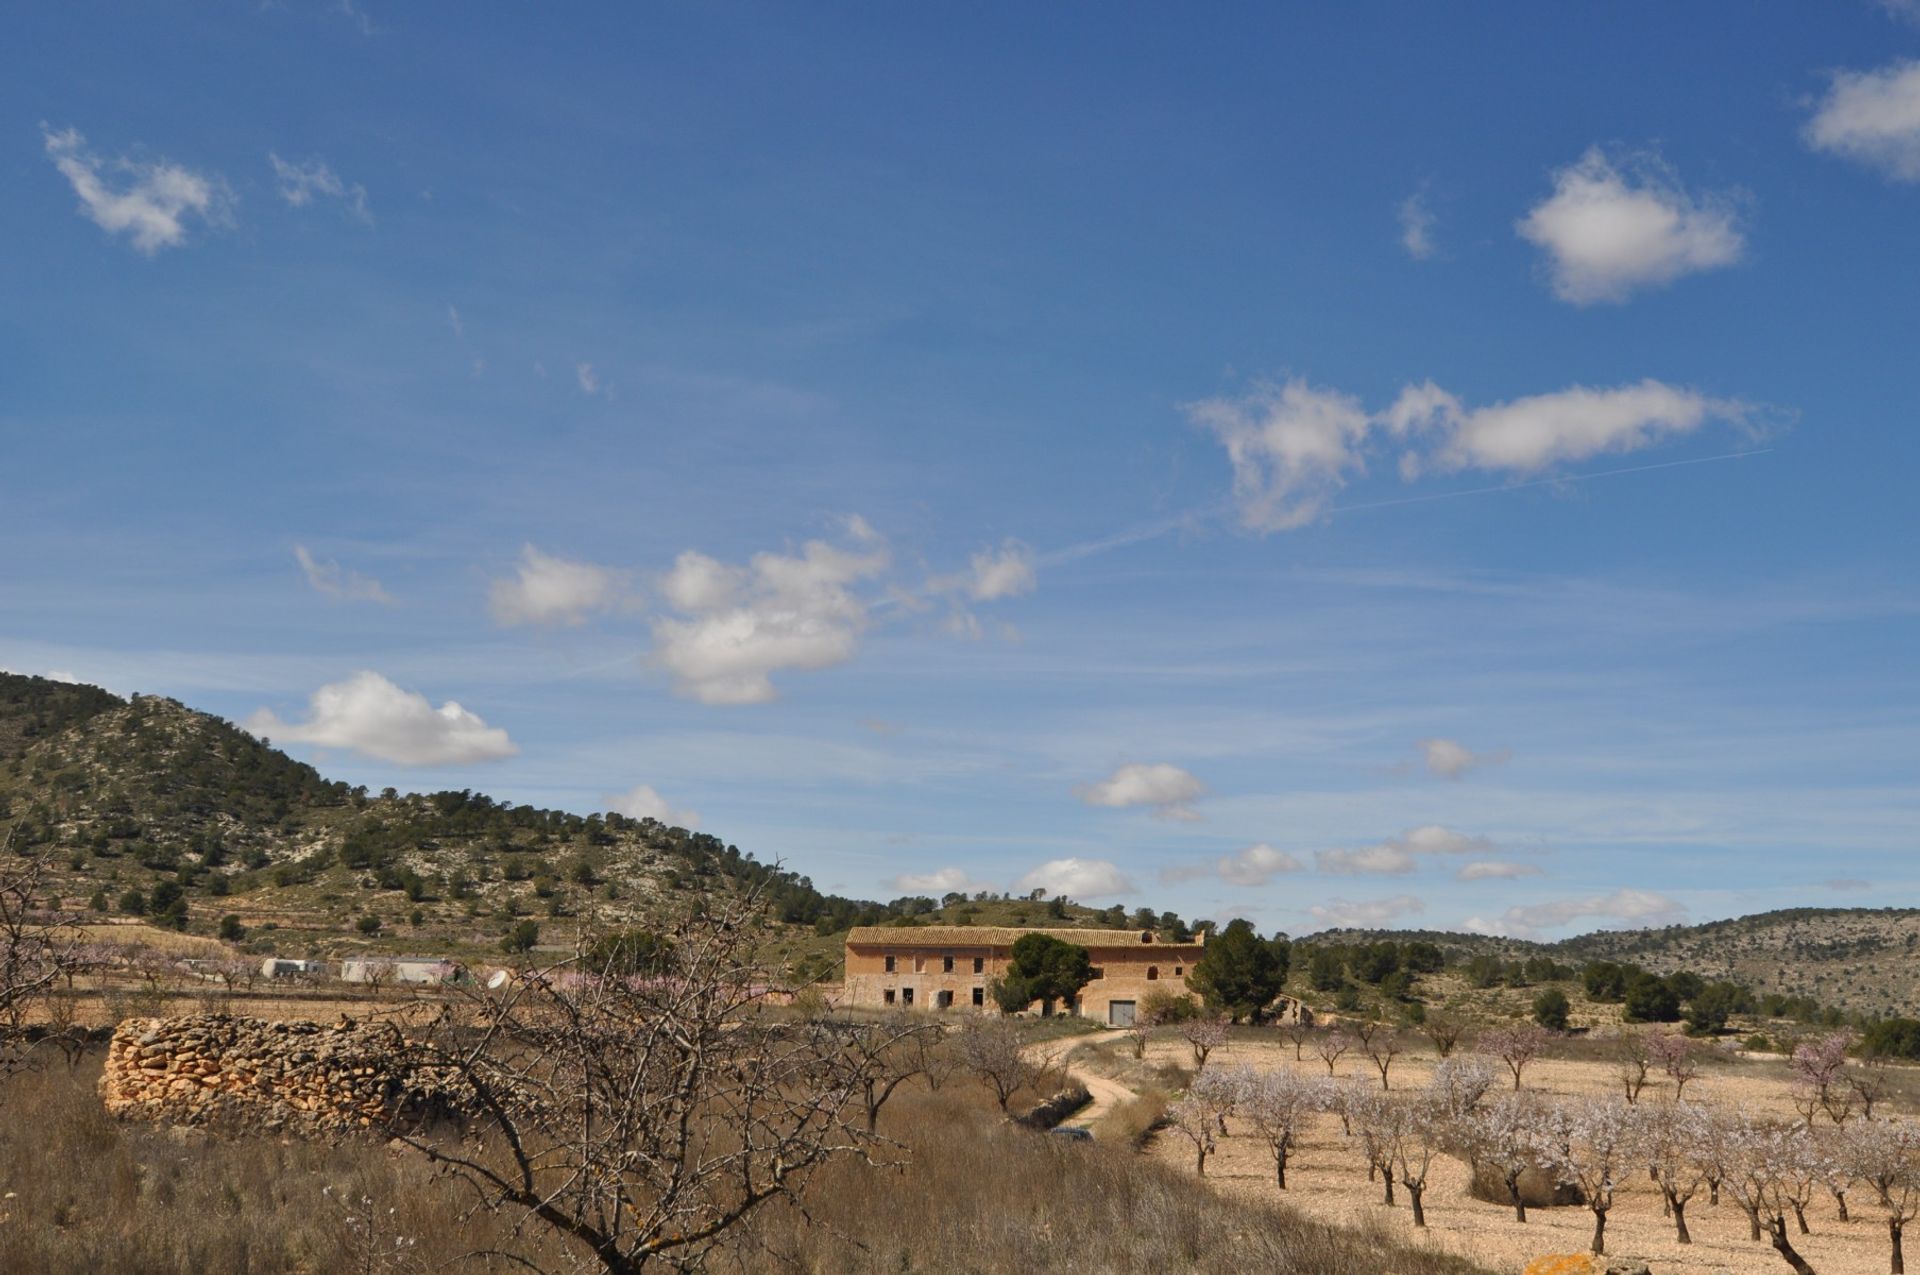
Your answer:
1040,447 -> 1772,563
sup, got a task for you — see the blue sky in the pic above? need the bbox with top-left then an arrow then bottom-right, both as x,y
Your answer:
5,3 -> 1919,939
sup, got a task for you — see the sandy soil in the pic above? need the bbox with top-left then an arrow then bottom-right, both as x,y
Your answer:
1131,1036 -> 1904,1275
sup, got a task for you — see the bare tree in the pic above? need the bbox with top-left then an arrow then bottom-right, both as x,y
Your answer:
1421,1015 -> 1462,1059
1723,1118 -> 1822,1275
1339,1082 -> 1396,1206
1280,1016 -> 1312,1061
0,846 -> 83,1085
1479,1022 -> 1551,1091
956,1015 -> 1035,1113
1314,1027 -> 1353,1077
1608,1030 -> 1654,1105
1361,1022 -> 1404,1091
400,890 -> 917,1274
839,1012 -> 939,1133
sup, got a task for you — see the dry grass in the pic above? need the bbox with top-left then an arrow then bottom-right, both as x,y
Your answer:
0,1047 -> 1491,1275
67,923 -> 233,958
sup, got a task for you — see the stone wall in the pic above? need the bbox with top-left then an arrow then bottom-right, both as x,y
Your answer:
100,1014 -> 472,1139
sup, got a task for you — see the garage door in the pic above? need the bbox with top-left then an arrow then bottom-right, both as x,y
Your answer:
1108,1000 -> 1135,1027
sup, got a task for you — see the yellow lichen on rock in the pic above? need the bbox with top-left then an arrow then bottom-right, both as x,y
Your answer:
1521,1256 -> 1599,1275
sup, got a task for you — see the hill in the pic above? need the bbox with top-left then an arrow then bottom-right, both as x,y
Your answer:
0,673 -> 1163,975
1311,907 -> 1920,1020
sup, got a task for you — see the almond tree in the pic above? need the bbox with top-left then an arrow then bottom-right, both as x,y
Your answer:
1451,1090 -> 1546,1222
1850,1117 -> 1920,1275
1794,1031 -> 1858,1126
1647,1029 -> 1701,1101
1239,1067 -> 1325,1189
1190,1062 -> 1241,1135
1542,1096 -> 1636,1256
1340,1082 -> 1397,1205
1314,1026 -> 1353,1077
0,847 -> 83,1086
1479,1022 -> 1552,1091
1724,1121 -> 1823,1275
1280,1016 -> 1312,1061
1428,1056 -> 1498,1120
1182,1015 -> 1229,1071
1165,1093 -> 1221,1176
1815,1124 -> 1856,1222
1637,1100 -> 1712,1244
1389,1090 -> 1452,1228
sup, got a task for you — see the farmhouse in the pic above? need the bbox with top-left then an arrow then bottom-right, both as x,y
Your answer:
842,926 -> 1207,1025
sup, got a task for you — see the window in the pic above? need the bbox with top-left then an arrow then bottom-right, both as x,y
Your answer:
972,987 -> 984,1007
942,955 -> 954,973
883,989 -> 896,1005
1089,967 -> 1105,980
1140,931 -> 1154,943
1174,966 -> 1183,977
1146,966 -> 1159,981
884,955 -> 895,973
913,955 -> 926,974
973,956 -> 984,974
937,990 -> 954,1009
902,987 -> 914,1006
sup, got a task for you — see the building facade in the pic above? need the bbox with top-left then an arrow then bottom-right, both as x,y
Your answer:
842,925 -> 1207,1026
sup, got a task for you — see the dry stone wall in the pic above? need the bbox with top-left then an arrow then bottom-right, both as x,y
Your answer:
101,1014 -> 473,1139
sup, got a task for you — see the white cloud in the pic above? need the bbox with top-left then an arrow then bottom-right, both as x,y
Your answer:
1395,378 -> 1748,475
1315,824 -> 1497,875
1804,59 -> 1920,183
650,525 -> 889,704
294,544 -> 393,604
1077,762 -> 1206,822
886,866 -> 993,896
488,544 -> 632,628
962,540 -> 1036,601
1211,843 -> 1307,887
605,783 -> 699,829
446,305 -> 464,338
1456,860 -> 1544,881
1517,147 -> 1744,304
245,671 -> 516,766
268,152 -> 369,220
1463,887 -> 1685,939
1015,857 -> 1135,899
1398,190 -> 1436,260
1186,379 -> 1373,531
1308,895 -> 1426,930
1416,736 -> 1507,779
43,125 -> 230,255
44,670 -> 83,685
576,363 -> 602,395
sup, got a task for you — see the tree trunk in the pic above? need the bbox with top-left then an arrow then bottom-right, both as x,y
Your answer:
1709,1175 -> 1721,1206
1747,1205 -> 1763,1243
1833,1187 -> 1850,1222
1508,1175 -> 1527,1224
1765,1215 -> 1819,1275
1195,1148 -> 1207,1177
1793,1202 -> 1808,1235
1893,1218 -> 1905,1275
1406,1182 -> 1426,1228
1274,1146 -> 1288,1189
1590,1207 -> 1607,1256
1380,1163 -> 1395,1206
1671,1194 -> 1691,1245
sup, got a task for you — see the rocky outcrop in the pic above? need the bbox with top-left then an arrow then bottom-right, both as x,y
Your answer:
100,1014 -> 472,1139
